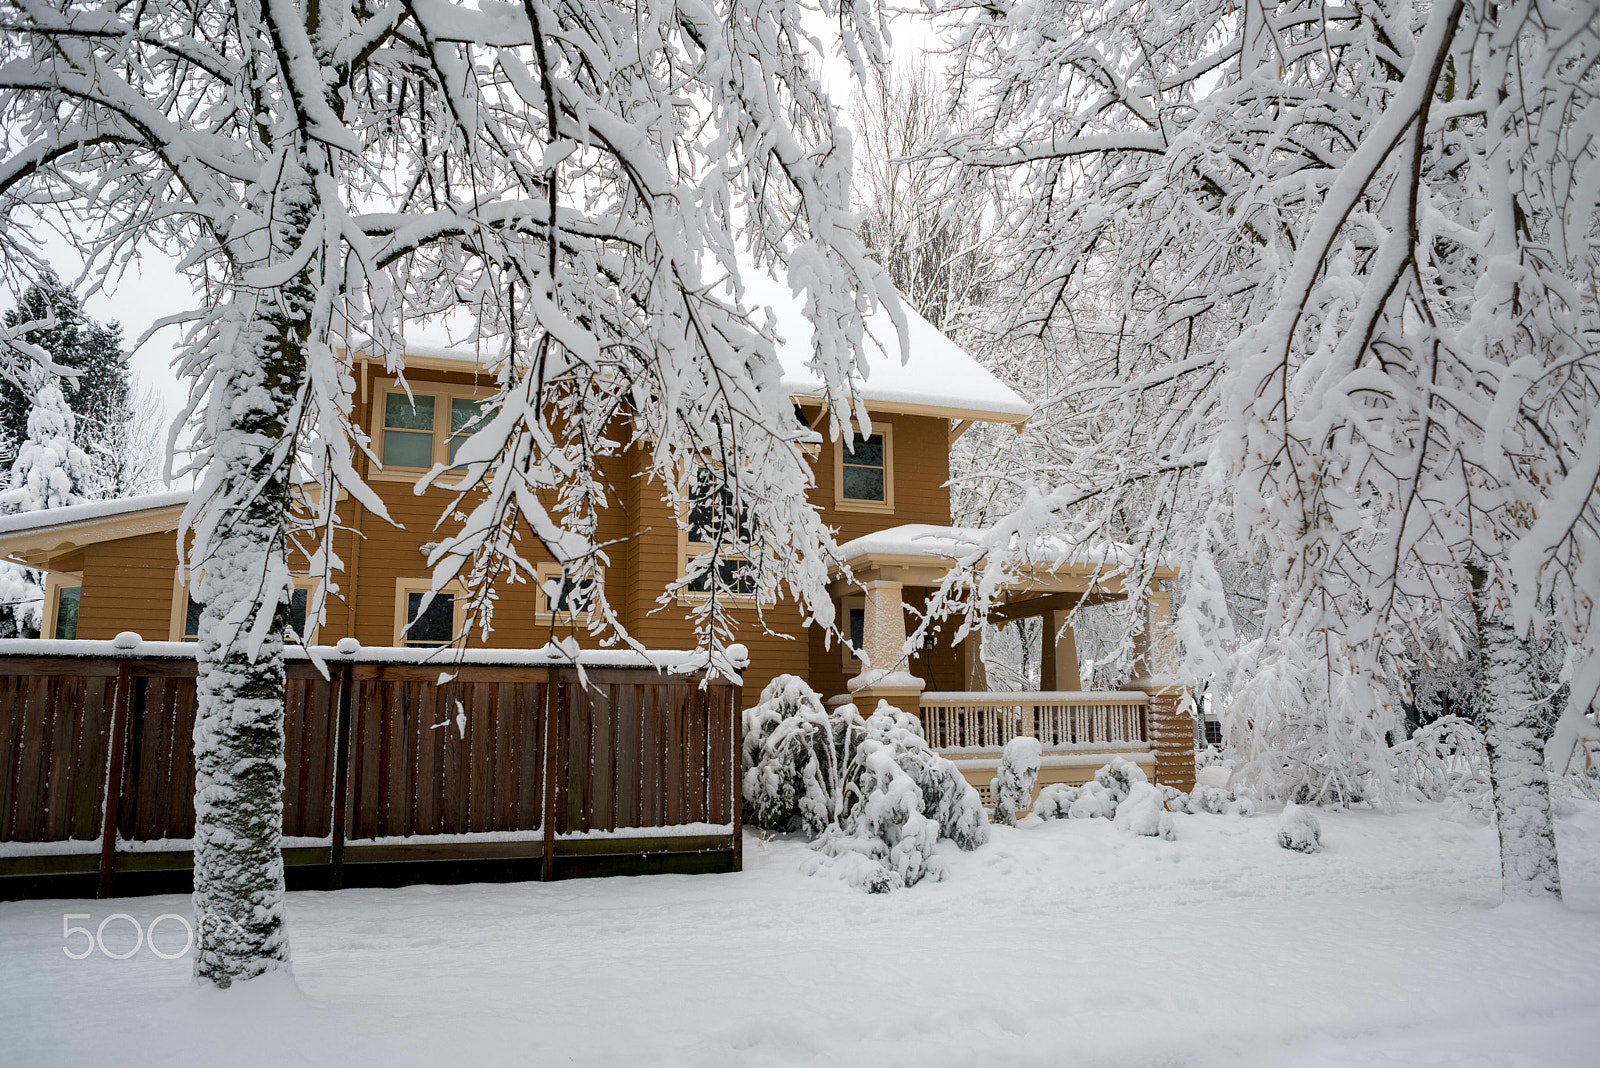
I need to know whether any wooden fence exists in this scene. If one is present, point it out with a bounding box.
[0,646,741,899]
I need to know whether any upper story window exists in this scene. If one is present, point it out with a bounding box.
[835,423,894,513]
[379,388,493,473]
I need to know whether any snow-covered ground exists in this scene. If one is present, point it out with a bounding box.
[4,801,1599,1066]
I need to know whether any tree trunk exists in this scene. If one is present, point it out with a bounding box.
[1471,568,1562,900]
[191,168,315,985]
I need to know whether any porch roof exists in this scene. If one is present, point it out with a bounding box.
[829,524,1177,604]
[0,490,188,568]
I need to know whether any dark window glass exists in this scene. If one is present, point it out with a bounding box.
[404,590,455,646]
[686,468,753,544]
[185,593,204,642]
[544,572,591,615]
[1204,720,1223,746]
[54,586,80,640]
[687,557,756,595]
[287,587,309,639]
[848,607,864,661]
[841,433,886,502]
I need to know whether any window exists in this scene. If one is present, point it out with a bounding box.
[171,570,318,643]
[681,467,756,597]
[382,392,436,468]
[183,592,203,642]
[536,563,593,619]
[42,574,82,641]
[375,384,495,478]
[1204,720,1223,747]
[834,423,894,513]
[403,590,455,646]
[448,397,492,463]
[393,579,467,647]
[848,606,864,662]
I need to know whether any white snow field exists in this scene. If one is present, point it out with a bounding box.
[3,801,1598,1067]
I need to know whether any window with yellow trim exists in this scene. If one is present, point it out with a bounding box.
[172,570,317,643]
[393,578,468,647]
[376,385,494,476]
[834,422,894,512]
[42,573,82,641]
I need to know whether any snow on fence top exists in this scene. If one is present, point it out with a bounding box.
[0,636,746,673]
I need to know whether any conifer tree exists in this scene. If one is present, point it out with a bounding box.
[1,273,131,489]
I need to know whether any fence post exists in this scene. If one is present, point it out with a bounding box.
[541,670,558,882]
[329,654,356,890]
[730,683,743,873]
[97,634,140,898]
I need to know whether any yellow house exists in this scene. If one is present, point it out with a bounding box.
[0,292,1193,795]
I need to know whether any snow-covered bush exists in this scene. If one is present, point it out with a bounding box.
[1115,782,1177,840]
[1156,784,1190,813]
[1094,756,1147,805]
[1276,804,1322,854]
[1033,782,1077,820]
[990,736,1043,826]
[743,676,989,890]
[1221,631,1401,806]
[741,675,852,836]
[1034,760,1178,833]
[1188,784,1257,817]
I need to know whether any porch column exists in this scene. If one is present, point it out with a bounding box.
[962,630,988,692]
[1130,589,1174,679]
[848,578,924,713]
[1039,609,1080,692]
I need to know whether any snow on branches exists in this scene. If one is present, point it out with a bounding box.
[934,0,1600,895]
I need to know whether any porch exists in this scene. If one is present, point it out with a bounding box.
[829,526,1195,795]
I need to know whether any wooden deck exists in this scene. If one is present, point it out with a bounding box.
[0,643,741,899]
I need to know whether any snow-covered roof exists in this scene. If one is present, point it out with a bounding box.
[379,269,1032,423]
[733,271,1032,422]
[836,524,1138,571]
[0,488,188,538]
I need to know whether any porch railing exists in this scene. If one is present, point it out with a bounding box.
[918,691,1150,752]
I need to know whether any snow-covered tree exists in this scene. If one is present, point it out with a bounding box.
[1,379,92,513]
[931,0,1600,897]
[851,62,996,334]
[3,0,898,982]
[0,377,93,636]
[1,272,134,491]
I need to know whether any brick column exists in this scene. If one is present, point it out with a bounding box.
[1132,677,1195,792]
